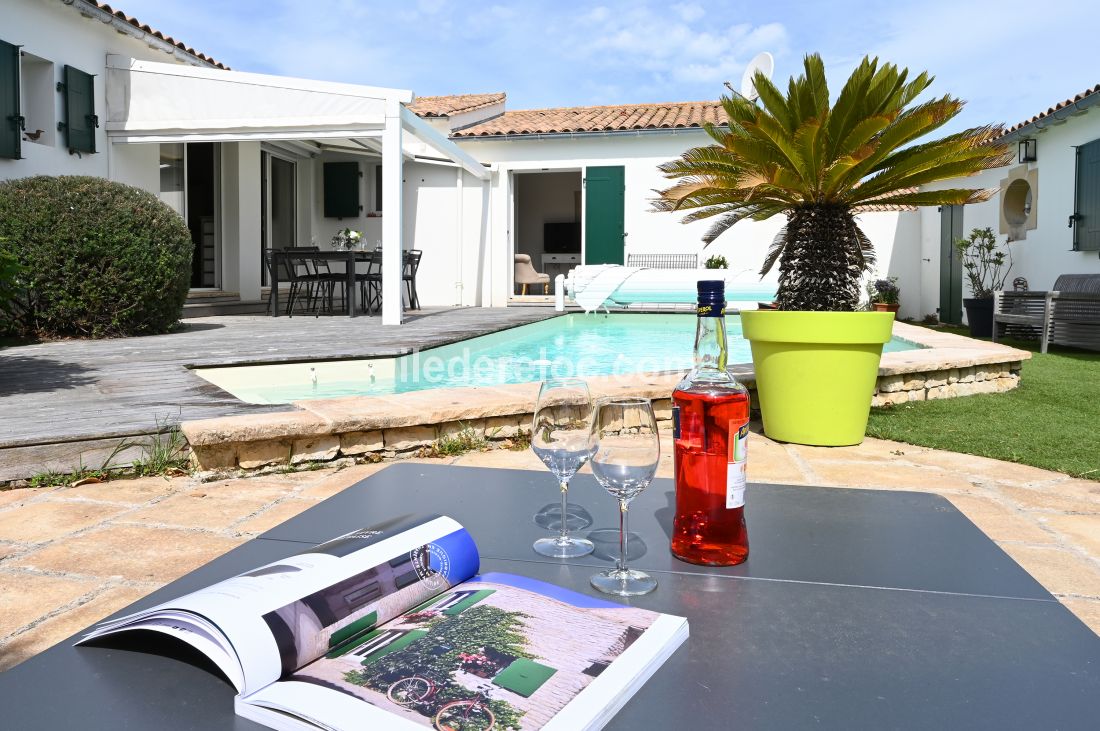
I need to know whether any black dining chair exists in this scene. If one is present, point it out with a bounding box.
[403,249,422,310]
[358,248,383,314]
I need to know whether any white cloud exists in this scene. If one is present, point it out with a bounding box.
[674,3,705,22]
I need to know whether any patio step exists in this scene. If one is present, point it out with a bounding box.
[182,299,269,318]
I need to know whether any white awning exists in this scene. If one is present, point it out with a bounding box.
[104,56,488,180]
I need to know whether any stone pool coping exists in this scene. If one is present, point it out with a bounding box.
[181,322,1031,471]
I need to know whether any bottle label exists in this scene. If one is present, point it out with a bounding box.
[671,405,680,440]
[696,303,726,317]
[726,421,749,508]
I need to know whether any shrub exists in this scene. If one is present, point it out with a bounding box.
[703,254,728,269]
[0,176,192,338]
[0,245,23,320]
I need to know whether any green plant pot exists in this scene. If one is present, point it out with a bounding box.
[740,310,896,446]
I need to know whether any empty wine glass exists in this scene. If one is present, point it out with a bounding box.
[531,378,596,558]
[589,398,660,596]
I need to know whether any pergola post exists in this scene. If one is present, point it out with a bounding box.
[381,99,404,325]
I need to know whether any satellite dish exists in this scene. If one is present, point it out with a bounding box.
[740,52,774,102]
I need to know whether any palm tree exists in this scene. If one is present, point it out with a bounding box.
[654,54,1011,311]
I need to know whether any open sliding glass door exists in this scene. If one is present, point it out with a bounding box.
[261,150,297,286]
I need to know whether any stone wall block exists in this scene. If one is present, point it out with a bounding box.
[291,435,340,464]
[484,416,523,439]
[651,398,673,420]
[189,444,238,471]
[438,420,488,442]
[339,430,384,456]
[878,375,905,393]
[384,425,437,451]
[238,439,290,469]
[924,373,948,388]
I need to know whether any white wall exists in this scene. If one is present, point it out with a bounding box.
[0,0,207,185]
[919,109,1100,321]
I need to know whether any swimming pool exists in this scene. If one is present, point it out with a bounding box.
[194,313,923,404]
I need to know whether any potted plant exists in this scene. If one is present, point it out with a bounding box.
[956,227,1012,338]
[656,54,1010,445]
[704,254,729,269]
[867,277,900,313]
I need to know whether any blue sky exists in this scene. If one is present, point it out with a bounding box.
[118,0,1095,134]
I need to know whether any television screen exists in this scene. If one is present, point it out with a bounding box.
[544,222,581,253]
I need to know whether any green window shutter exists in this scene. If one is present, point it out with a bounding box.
[1074,139,1100,251]
[492,658,557,697]
[327,610,379,654]
[0,39,21,160]
[324,161,360,217]
[441,589,495,616]
[358,629,428,665]
[61,65,96,154]
[584,165,626,264]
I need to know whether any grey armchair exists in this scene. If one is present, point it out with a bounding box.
[514,254,550,295]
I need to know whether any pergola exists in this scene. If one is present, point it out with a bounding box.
[104,56,489,325]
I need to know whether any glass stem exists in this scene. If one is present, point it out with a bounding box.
[558,480,570,543]
[618,499,628,574]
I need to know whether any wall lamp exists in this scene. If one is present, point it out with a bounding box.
[1018,138,1037,163]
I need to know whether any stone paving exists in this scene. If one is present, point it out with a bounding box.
[1,433,1098,672]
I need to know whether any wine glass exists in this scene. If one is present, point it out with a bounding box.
[589,398,660,596]
[530,378,596,558]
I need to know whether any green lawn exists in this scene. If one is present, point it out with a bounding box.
[866,325,1100,480]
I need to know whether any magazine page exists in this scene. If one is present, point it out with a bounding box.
[78,515,480,695]
[240,572,688,731]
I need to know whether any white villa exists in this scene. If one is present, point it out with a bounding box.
[3,0,1098,324]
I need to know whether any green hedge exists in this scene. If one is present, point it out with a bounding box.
[0,175,192,338]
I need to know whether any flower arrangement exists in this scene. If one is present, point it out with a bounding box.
[331,227,363,250]
[866,277,900,305]
[457,651,499,677]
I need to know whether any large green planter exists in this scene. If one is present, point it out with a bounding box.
[740,311,895,446]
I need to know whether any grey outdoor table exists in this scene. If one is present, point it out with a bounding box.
[1,463,1098,729]
[270,250,370,318]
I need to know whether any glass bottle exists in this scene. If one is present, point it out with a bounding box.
[670,280,751,565]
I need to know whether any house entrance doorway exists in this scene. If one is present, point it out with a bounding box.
[158,142,220,289]
[512,170,581,298]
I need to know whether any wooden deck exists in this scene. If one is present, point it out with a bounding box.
[0,307,557,481]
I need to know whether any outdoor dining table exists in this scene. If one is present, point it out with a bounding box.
[269,249,371,318]
[2,463,1098,729]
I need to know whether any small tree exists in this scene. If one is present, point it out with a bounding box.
[955,227,1012,299]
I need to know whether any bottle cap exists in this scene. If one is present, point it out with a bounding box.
[697,280,726,317]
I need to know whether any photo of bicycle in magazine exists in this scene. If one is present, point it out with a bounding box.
[77,515,688,731]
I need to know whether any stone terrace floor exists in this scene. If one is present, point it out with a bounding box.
[1,431,1098,672]
[0,307,555,481]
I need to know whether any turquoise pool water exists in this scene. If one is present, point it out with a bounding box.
[197,313,923,404]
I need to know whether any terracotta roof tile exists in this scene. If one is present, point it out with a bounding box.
[452,100,727,137]
[1001,82,1100,137]
[78,2,229,69]
[407,93,506,117]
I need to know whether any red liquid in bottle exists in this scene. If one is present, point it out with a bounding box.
[671,383,750,565]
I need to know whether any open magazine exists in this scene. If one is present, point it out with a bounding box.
[78,515,689,731]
